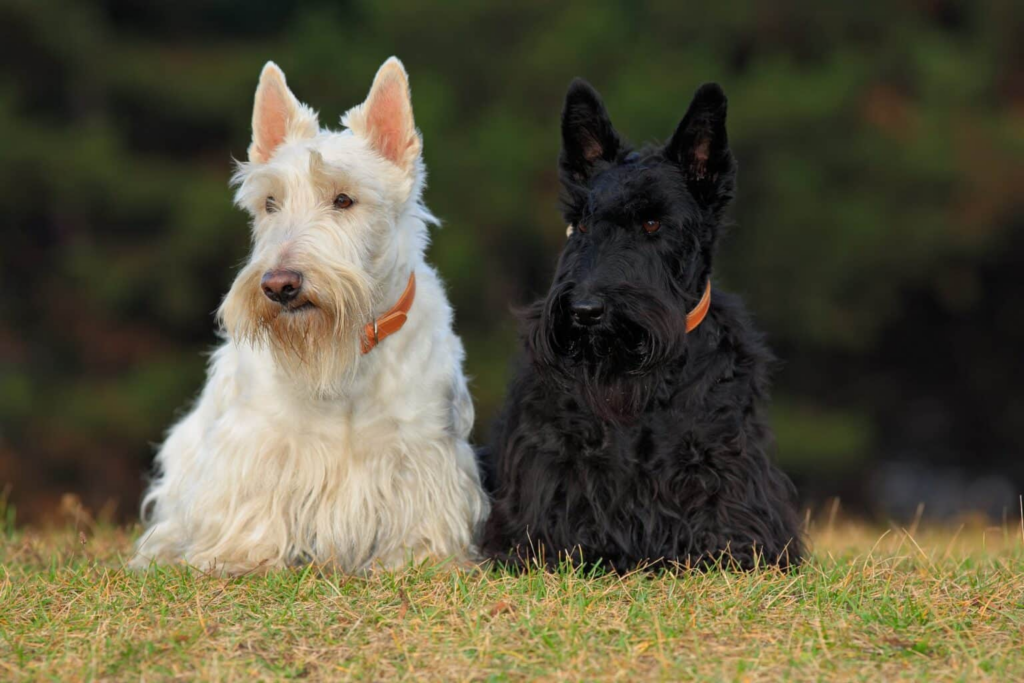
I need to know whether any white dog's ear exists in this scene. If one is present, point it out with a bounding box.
[344,57,421,172]
[248,62,319,164]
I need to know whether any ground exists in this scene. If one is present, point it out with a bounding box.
[1,510,1022,681]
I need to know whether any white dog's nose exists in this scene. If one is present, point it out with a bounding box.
[261,269,303,304]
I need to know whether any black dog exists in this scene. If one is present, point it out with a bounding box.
[481,80,803,572]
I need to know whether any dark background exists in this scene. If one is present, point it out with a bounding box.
[2,0,1022,525]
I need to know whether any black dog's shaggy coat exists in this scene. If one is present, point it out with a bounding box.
[481,80,803,572]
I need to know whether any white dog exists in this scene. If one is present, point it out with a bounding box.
[133,57,489,574]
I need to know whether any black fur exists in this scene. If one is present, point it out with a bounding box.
[481,80,803,572]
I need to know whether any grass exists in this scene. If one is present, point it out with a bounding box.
[1,513,1023,681]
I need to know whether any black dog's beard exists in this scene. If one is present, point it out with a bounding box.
[524,283,689,421]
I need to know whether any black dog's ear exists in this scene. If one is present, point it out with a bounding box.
[560,79,621,183]
[666,83,734,210]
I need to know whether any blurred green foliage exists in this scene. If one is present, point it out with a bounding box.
[1,0,1022,522]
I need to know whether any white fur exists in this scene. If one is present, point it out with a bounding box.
[133,58,489,574]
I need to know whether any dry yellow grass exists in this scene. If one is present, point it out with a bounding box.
[1,516,1022,681]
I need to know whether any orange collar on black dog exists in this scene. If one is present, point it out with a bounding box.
[686,280,712,333]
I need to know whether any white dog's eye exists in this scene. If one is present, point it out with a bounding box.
[265,196,278,213]
[333,193,354,210]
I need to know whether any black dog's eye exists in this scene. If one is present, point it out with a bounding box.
[577,222,587,233]
[265,196,278,213]
[643,219,661,234]
[333,193,354,210]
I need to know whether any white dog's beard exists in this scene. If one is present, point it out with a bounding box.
[220,266,372,396]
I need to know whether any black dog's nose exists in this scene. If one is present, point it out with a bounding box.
[261,269,303,304]
[571,298,605,326]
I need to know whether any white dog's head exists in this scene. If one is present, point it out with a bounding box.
[222,57,430,395]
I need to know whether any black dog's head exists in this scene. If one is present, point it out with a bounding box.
[525,80,736,420]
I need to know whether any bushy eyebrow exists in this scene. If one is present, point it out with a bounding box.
[231,163,281,209]
[586,184,665,221]
[232,151,366,209]
[308,150,356,197]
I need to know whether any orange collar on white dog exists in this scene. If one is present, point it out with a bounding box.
[361,272,416,354]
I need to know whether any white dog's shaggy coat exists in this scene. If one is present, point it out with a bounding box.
[133,58,489,574]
